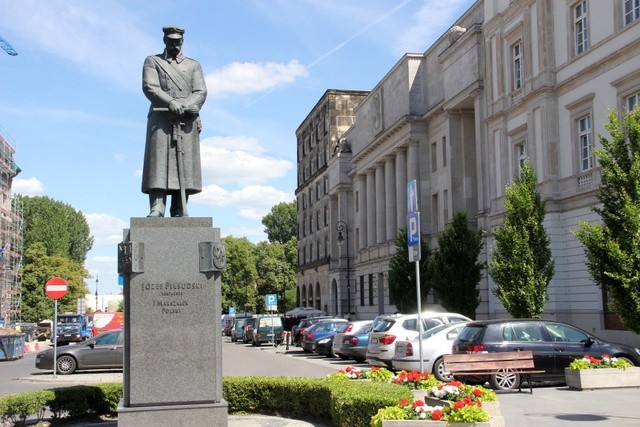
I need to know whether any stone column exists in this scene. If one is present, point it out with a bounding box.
[366,169,376,247]
[395,148,407,229]
[355,174,366,251]
[375,162,386,244]
[385,156,397,242]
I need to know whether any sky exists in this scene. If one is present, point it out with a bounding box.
[0,0,476,296]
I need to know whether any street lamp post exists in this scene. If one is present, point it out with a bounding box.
[95,275,99,312]
[336,220,351,317]
[276,265,285,312]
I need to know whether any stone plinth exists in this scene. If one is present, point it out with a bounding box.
[117,217,227,426]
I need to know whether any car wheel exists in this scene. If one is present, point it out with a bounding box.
[354,356,366,364]
[56,355,77,375]
[433,357,454,382]
[338,354,349,360]
[489,369,520,390]
[616,356,636,366]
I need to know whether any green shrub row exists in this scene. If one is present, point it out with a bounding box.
[0,377,411,427]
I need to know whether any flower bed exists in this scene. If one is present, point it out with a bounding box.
[565,354,640,390]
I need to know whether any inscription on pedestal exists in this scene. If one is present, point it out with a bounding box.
[141,282,204,315]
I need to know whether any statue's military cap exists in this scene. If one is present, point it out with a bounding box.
[162,26,185,39]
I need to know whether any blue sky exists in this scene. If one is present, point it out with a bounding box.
[0,0,475,295]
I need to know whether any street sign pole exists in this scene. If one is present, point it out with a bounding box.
[407,180,425,373]
[45,277,68,378]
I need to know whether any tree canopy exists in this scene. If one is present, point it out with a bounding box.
[487,160,554,318]
[576,108,640,333]
[388,228,431,313]
[20,195,94,263]
[429,212,483,319]
[261,200,297,244]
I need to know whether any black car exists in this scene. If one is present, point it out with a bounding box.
[35,329,124,375]
[452,319,640,389]
[291,316,333,346]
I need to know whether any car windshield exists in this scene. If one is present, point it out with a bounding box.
[259,317,282,327]
[456,325,484,342]
[58,316,80,324]
[372,319,396,332]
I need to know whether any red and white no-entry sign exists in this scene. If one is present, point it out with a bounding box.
[45,277,68,300]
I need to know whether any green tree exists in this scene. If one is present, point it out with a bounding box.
[221,236,258,314]
[20,195,94,263]
[388,228,431,313]
[429,212,483,319]
[575,108,640,333]
[487,160,554,318]
[253,240,296,312]
[261,200,297,244]
[20,242,90,322]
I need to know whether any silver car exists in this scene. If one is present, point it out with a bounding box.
[35,329,123,375]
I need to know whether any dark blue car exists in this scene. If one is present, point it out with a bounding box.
[301,319,348,353]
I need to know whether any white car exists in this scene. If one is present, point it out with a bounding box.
[366,312,471,368]
[392,322,469,381]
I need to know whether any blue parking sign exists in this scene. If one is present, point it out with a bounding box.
[266,294,278,311]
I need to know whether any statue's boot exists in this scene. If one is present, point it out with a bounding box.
[148,192,166,217]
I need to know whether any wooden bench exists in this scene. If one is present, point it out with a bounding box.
[443,351,545,393]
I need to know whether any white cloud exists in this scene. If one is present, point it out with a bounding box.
[200,136,292,186]
[12,177,44,195]
[85,213,128,246]
[205,60,308,96]
[197,184,291,220]
[0,1,155,90]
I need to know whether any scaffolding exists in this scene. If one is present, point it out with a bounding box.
[0,133,22,326]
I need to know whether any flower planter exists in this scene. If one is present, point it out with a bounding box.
[565,367,640,390]
[410,391,501,418]
[382,421,493,426]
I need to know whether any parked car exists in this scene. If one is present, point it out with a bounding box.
[252,315,283,346]
[230,317,246,342]
[292,316,333,346]
[392,322,469,381]
[242,317,256,344]
[301,319,348,353]
[333,320,373,363]
[452,319,640,390]
[366,311,471,368]
[35,329,123,375]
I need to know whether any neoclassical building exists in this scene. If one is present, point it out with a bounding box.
[295,0,640,346]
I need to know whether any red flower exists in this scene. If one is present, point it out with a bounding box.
[412,400,425,408]
[372,366,381,371]
[454,401,465,409]
[399,398,409,407]
[472,388,483,397]
[432,410,443,421]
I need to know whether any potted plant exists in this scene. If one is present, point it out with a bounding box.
[565,354,640,390]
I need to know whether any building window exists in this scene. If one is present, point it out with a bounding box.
[516,142,527,178]
[512,41,523,90]
[443,189,449,225]
[574,1,589,55]
[578,115,594,172]
[625,0,640,25]
[316,211,320,231]
[442,136,447,167]
[628,92,640,111]
[359,276,365,306]
[368,274,374,306]
[431,142,437,172]
[431,193,439,233]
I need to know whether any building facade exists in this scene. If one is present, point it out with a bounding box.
[0,134,22,326]
[295,0,640,346]
[295,90,368,316]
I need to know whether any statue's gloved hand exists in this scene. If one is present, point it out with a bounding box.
[168,99,184,116]
[184,105,200,115]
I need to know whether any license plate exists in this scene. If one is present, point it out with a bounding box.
[371,338,378,344]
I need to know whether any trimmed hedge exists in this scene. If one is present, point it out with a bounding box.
[0,376,411,427]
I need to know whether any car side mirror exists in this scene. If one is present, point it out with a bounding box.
[583,336,595,347]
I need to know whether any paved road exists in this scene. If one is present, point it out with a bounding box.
[3,338,640,426]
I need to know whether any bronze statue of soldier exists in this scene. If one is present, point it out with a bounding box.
[142,26,207,217]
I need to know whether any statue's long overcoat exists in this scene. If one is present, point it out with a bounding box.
[141,52,207,194]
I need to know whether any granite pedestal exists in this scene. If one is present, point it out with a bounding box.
[117,217,227,427]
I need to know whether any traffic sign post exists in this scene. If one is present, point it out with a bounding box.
[45,277,68,378]
[265,294,278,347]
[406,180,425,373]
